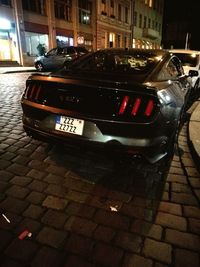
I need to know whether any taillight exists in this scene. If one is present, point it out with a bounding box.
[118,95,155,119]
[119,95,129,115]
[145,99,154,117]
[131,97,141,116]
[26,84,41,101]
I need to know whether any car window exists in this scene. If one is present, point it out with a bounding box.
[67,47,76,54]
[76,51,158,74]
[57,47,65,55]
[75,47,88,54]
[174,53,199,67]
[157,57,182,81]
[171,56,184,76]
[47,48,57,56]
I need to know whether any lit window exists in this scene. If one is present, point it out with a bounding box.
[78,0,92,25]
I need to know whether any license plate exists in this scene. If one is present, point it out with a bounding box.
[55,116,84,135]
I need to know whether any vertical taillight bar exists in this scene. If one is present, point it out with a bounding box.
[145,99,154,116]
[131,97,141,116]
[119,95,129,115]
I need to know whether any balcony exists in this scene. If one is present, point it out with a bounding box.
[143,28,159,40]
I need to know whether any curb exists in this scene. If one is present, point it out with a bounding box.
[0,68,36,74]
[0,70,35,74]
[188,100,200,173]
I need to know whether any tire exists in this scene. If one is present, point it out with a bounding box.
[194,79,200,98]
[166,111,184,160]
[35,62,44,72]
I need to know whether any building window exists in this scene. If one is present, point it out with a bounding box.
[56,36,73,47]
[79,0,92,25]
[22,0,46,15]
[133,11,137,27]
[0,0,11,6]
[159,23,161,34]
[118,4,121,21]
[109,32,115,48]
[155,21,158,31]
[54,0,72,21]
[110,0,114,17]
[152,20,154,29]
[116,34,121,47]
[125,7,128,24]
[144,16,147,28]
[25,31,48,56]
[101,0,106,15]
[148,18,151,28]
[124,36,127,48]
[139,14,142,28]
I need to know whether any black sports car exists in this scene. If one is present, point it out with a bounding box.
[21,48,193,163]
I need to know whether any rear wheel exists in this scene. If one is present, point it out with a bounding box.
[194,79,200,97]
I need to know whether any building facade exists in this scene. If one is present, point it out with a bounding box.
[132,0,164,49]
[0,0,163,66]
[96,0,132,49]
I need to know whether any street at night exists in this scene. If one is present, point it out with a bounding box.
[0,72,200,266]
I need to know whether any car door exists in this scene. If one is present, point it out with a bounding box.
[42,48,58,69]
[52,47,67,68]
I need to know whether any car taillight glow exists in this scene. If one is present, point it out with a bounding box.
[145,99,154,116]
[26,84,41,101]
[131,97,141,116]
[118,95,155,119]
[119,95,129,115]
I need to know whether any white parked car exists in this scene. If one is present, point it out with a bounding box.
[169,49,200,94]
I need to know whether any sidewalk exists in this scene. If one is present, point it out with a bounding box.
[188,99,200,170]
[0,66,35,74]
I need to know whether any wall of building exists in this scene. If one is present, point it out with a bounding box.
[132,0,163,49]
[0,0,164,66]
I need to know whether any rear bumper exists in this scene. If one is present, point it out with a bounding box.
[22,113,171,163]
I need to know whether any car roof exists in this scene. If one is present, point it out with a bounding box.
[97,48,168,55]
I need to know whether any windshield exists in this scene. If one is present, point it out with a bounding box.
[61,50,161,75]
[174,53,199,67]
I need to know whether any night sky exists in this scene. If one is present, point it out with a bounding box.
[162,0,199,50]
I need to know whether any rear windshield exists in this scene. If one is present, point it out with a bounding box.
[65,51,161,75]
[174,53,199,67]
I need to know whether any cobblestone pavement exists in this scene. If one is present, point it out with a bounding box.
[0,73,200,267]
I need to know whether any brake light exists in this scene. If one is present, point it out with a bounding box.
[119,95,129,115]
[26,84,41,101]
[145,99,154,116]
[131,97,141,116]
[118,95,155,119]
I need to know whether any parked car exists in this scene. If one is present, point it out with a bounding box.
[169,49,200,95]
[34,46,89,71]
[21,48,194,163]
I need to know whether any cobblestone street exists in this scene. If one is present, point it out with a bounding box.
[0,73,200,267]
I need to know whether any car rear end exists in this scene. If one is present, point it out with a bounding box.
[21,49,182,163]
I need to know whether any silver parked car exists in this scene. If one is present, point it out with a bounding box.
[34,46,89,71]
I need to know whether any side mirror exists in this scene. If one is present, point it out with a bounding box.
[188,70,198,77]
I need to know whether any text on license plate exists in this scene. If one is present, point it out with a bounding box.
[55,116,84,135]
